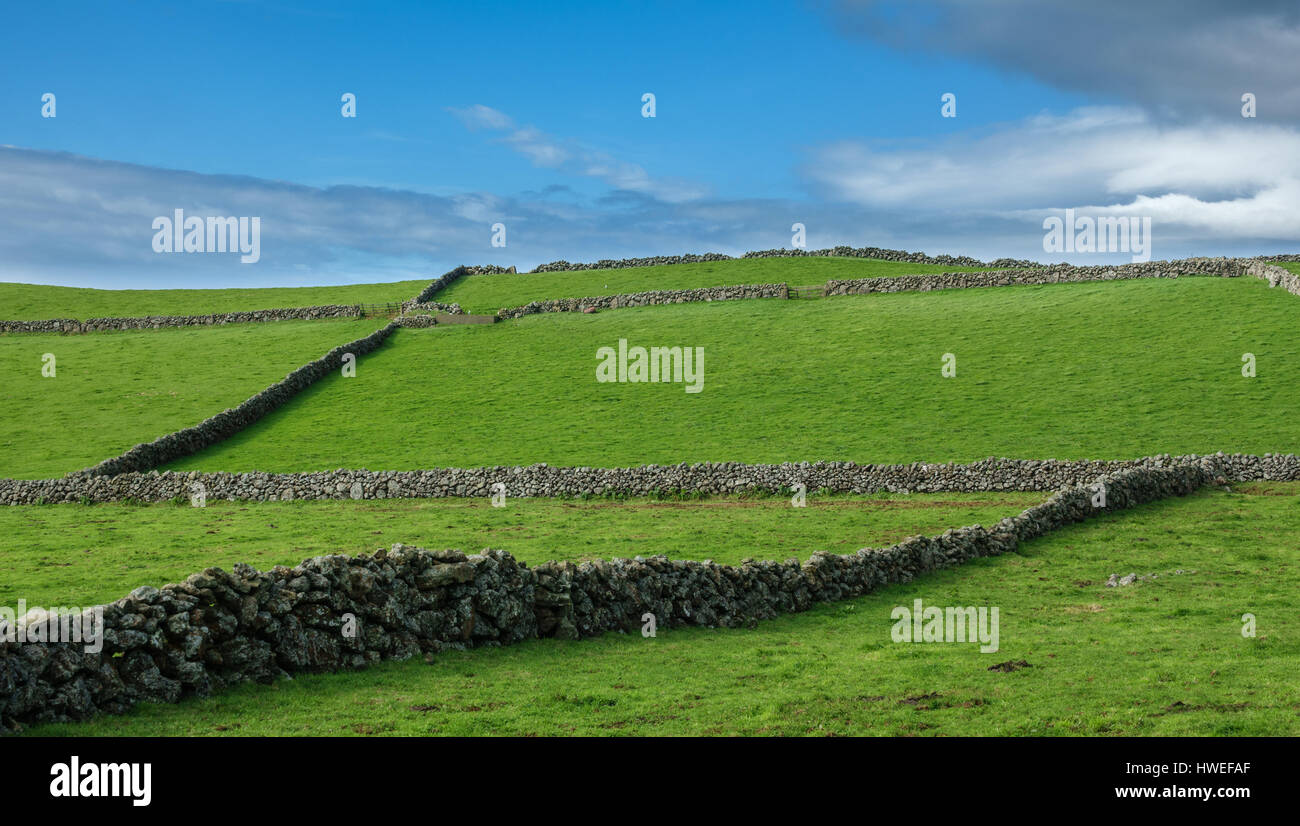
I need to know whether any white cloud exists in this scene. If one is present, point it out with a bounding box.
[806,106,1300,242]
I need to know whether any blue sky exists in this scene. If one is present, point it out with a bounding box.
[3,0,1299,288]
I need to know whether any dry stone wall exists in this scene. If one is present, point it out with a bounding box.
[406,266,470,306]
[394,314,438,329]
[823,257,1276,296]
[7,256,1297,483]
[401,265,511,310]
[405,301,464,315]
[0,265,490,335]
[527,246,1037,273]
[531,253,733,273]
[1248,259,1300,296]
[468,256,1296,322]
[0,305,364,335]
[0,460,1221,732]
[536,459,1219,638]
[741,246,1040,269]
[6,255,1292,336]
[496,283,789,319]
[74,321,398,477]
[0,546,536,732]
[4,453,1292,505]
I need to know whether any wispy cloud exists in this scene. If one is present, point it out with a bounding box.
[447,104,708,203]
[448,104,515,131]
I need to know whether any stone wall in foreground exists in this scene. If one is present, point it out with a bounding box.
[0,305,364,335]
[3,453,1290,505]
[74,322,399,477]
[0,460,1222,732]
[496,283,789,319]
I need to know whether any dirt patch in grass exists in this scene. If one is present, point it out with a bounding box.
[988,659,1033,672]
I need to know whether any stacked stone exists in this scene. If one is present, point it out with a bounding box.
[0,318,82,334]
[6,255,1297,490]
[3,453,1289,506]
[406,266,469,306]
[1246,260,1300,297]
[394,315,438,328]
[0,546,534,731]
[0,460,1219,732]
[6,255,1292,337]
[530,253,732,273]
[73,322,398,477]
[541,458,1218,637]
[404,301,464,315]
[741,246,1040,268]
[823,258,1257,296]
[526,246,1036,273]
[497,283,788,319]
[0,305,364,335]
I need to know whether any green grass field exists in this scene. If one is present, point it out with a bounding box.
[4,260,1298,739]
[437,257,993,314]
[0,317,386,478]
[1277,262,1300,276]
[0,492,1039,607]
[22,483,1297,737]
[168,276,1300,473]
[0,279,428,321]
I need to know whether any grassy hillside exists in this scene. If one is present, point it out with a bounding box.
[438,257,993,314]
[170,276,1300,472]
[24,483,1298,736]
[0,492,1039,607]
[1277,262,1300,276]
[0,318,386,478]
[0,279,428,321]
